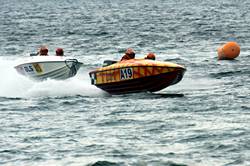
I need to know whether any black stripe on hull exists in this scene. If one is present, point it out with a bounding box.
[95,69,185,95]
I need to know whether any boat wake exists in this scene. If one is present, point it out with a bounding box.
[0,57,103,98]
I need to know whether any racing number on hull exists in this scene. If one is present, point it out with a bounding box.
[24,65,34,72]
[120,67,133,80]
[22,63,43,73]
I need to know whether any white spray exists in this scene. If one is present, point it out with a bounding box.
[0,57,103,98]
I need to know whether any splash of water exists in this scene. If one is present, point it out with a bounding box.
[0,57,103,98]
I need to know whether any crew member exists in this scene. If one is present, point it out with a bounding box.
[39,46,48,56]
[144,52,156,60]
[56,48,64,56]
[121,48,135,61]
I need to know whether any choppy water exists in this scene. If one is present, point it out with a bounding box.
[0,0,250,165]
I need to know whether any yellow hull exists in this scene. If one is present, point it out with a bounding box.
[89,59,186,94]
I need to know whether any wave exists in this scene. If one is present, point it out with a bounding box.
[87,161,120,166]
[86,160,188,166]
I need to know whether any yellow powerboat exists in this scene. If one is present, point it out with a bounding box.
[89,59,186,95]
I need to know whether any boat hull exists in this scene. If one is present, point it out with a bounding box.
[89,59,186,95]
[15,57,82,80]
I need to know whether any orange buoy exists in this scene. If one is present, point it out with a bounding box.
[217,41,240,60]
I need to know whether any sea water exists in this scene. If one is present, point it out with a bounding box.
[0,0,250,165]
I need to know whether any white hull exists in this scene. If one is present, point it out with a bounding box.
[14,56,82,80]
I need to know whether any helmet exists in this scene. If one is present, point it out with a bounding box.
[39,46,48,55]
[125,48,135,58]
[145,52,156,60]
[56,48,64,56]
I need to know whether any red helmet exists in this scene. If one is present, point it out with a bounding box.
[56,48,64,56]
[125,48,135,58]
[145,52,156,60]
[39,47,48,55]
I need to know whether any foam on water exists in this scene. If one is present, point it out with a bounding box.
[0,57,103,98]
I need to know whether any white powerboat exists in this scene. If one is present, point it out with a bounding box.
[14,55,82,80]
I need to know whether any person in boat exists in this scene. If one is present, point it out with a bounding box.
[56,48,64,56]
[144,52,156,60]
[38,46,48,56]
[121,48,135,61]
